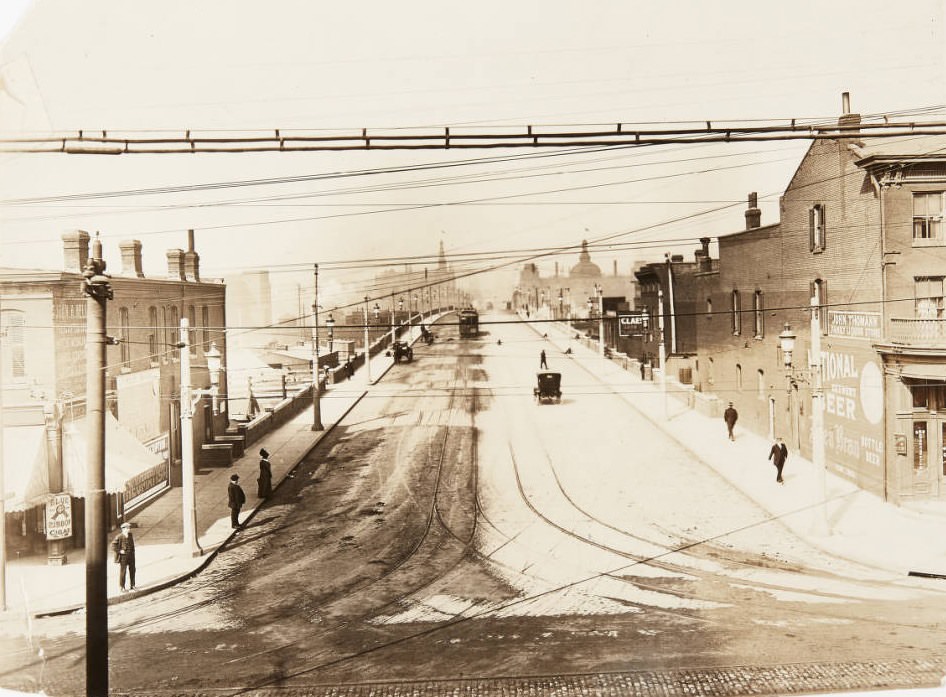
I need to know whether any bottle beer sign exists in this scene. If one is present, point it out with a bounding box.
[45,493,73,540]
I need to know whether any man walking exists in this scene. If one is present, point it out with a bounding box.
[111,522,136,592]
[769,437,788,484]
[228,473,247,529]
[723,402,738,441]
[539,349,548,369]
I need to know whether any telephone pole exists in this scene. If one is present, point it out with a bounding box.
[311,264,324,431]
[83,235,112,697]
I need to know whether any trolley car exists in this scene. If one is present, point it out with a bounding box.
[457,308,479,338]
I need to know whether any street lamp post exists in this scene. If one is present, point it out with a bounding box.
[310,264,324,431]
[778,298,828,534]
[596,284,605,357]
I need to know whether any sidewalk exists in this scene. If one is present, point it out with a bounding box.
[529,313,946,580]
[0,319,429,620]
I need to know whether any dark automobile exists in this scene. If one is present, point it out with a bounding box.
[533,371,562,404]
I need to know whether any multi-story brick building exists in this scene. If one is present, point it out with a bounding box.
[682,96,946,503]
[1,230,228,557]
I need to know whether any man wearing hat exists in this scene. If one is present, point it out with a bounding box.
[228,473,246,529]
[723,401,738,442]
[111,521,136,592]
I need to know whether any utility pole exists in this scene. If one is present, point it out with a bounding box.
[658,288,668,417]
[363,296,372,384]
[597,284,605,357]
[82,235,112,697]
[311,264,323,431]
[178,318,203,558]
[810,296,828,533]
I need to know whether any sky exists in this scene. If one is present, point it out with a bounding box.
[0,0,944,314]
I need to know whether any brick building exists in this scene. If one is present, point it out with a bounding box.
[1,229,228,558]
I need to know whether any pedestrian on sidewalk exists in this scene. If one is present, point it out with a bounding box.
[228,474,247,529]
[724,402,738,441]
[346,360,353,380]
[111,522,136,592]
[540,349,548,369]
[257,448,273,498]
[768,437,788,483]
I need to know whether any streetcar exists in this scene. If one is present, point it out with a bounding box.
[457,308,479,338]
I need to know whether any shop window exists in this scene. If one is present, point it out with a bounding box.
[731,290,741,335]
[913,191,944,242]
[914,421,928,471]
[809,203,826,252]
[915,276,945,319]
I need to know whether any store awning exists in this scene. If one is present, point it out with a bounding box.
[896,364,946,381]
[63,412,164,496]
[1,424,49,512]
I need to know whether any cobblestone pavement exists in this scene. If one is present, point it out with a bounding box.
[109,658,945,697]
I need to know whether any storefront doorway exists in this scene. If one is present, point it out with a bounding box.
[906,380,946,497]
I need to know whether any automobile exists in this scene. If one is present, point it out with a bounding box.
[533,371,562,404]
[389,340,413,363]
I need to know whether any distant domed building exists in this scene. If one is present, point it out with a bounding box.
[569,240,602,279]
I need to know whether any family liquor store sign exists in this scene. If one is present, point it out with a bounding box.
[828,311,881,341]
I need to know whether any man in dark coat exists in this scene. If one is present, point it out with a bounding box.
[228,473,246,529]
[723,402,738,441]
[257,448,273,498]
[769,437,788,484]
[111,522,136,592]
[539,350,548,369]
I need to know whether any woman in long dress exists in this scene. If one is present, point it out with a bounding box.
[257,448,273,498]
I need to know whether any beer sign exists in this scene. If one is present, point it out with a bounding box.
[618,312,649,337]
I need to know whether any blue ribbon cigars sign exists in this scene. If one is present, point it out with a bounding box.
[45,493,73,540]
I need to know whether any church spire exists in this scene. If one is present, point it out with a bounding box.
[437,240,447,270]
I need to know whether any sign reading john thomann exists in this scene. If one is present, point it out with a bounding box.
[819,338,885,495]
[828,311,881,341]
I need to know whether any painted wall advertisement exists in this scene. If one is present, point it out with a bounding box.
[819,339,884,484]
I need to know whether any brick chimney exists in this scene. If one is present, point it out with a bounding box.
[62,230,91,272]
[167,249,185,280]
[119,240,145,278]
[838,91,861,130]
[745,192,761,230]
[183,229,200,282]
[699,237,712,271]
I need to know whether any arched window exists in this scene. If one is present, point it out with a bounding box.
[758,369,765,399]
[706,297,713,321]
[736,363,743,391]
[811,279,828,334]
[187,305,197,354]
[169,306,180,359]
[707,356,715,385]
[201,306,211,349]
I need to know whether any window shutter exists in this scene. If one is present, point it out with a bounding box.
[809,207,815,251]
[820,205,827,251]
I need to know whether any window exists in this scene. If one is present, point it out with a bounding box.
[913,192,944,242]
[1,310,26,380]
[148,306,158,363]
[119,307,130,367]
[914,421,928,471]
[706,298,713,321]
[809,203,826,252]
[811,279,828,334]
[757,369,765,399]
[731,290,741,335]
[753,291,764,338]
[187,305,197,354]
[735,364,743,391]
[915,276,945,319]
[161,307,168,362]
[707,357,715,385]
[169,306,180,359]
[201,306,211,349]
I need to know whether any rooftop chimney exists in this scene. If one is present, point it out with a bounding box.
[745,192,761,229]
[183,229,200,282]
[119,239,145,278]
[62,230,91,272]
[167,248,185,280]
[699,237,713,271]
[838,91,861,130]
